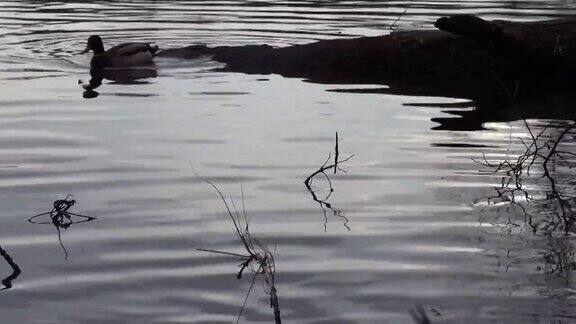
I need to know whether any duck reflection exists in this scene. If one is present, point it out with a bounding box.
[80,67,157,99]
[0,245,21,290]
[29,196,96,260]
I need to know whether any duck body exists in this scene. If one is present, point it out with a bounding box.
[82,35,158,70]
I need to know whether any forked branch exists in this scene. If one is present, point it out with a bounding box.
[304,132,354,231]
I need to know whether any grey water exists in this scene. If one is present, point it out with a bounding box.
[1,1,576,323]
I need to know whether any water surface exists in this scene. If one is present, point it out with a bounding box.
[0,1,575,323]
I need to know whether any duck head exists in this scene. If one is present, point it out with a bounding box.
[80,35,105,54]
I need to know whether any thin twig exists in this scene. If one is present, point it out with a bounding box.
[334,132,339,175]
[389,5,410,31]
[477,121,576,235]
[237,265,261,324]
[196,248,249,259]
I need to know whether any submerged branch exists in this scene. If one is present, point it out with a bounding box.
[476,120,576,235]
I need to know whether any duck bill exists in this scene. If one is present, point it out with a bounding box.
[79,44,90,54]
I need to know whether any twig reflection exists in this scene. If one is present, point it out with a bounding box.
[0,245,21,290]
[198,182,281,324]
[476,120,576,293]
[542,237,576,286]
[476,120,576,235]
[304,132,354,231]
[29,196,96,260]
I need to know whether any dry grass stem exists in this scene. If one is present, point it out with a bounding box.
[198,180,281,324]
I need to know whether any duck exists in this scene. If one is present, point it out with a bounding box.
[80,35,158,70]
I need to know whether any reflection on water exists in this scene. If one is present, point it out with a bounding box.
[474,119,576,305]
[409,305,432,324]
[304,132,353,231]
[29,196,96,260]
[475,120,576,235]
[1,0,576,323]
[542,237,575,289]
[0,246,21,290]
[80,67,158,99]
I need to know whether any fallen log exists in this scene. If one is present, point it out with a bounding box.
[158,29,501,101]
[157,15,576,128]
[435,15,576,67]
[158,29,495,88]
[159,15,576,83]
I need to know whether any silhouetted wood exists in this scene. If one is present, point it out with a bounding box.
[159,15,576,85]
[158,15,576,127]
[435,15,576,71]
[159,29,492,88]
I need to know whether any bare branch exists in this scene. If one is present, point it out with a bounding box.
[304,132,354,231]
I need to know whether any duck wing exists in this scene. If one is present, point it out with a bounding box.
[107,42,159,57]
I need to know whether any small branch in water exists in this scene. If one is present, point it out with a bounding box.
[409,304,432,324]
[0,245,21,290]
[476,120,576,235]
[29,196,96,260]
[304,132,354,231]
[389,4,411,31]
[304,154,355,189]
[304,132,355,191]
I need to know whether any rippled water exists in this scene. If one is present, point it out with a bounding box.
[1,1,576,323]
